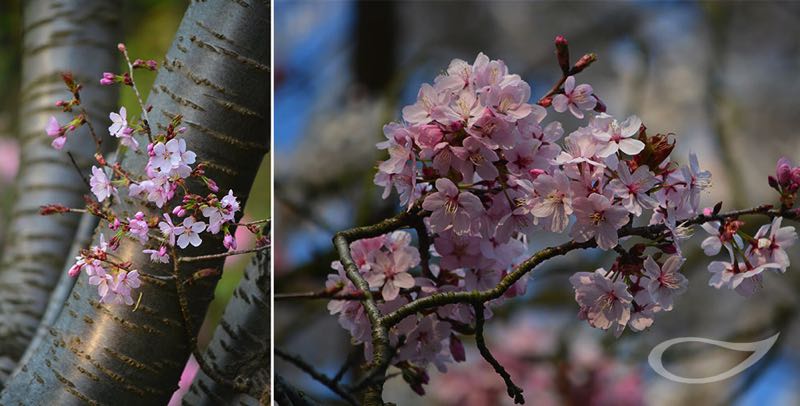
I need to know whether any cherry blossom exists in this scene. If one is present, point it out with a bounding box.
[143,246,169,263]
[108,106,128,137]
[422,178,484,235]
[530,171,573,232]
[570,193,629,250]
[552,76,596,119]
[89,166,115,202]
[175,217,207,249]
[127,212,149,244]
[748,216,797,271]
[642,255,687,309]
[607,164,658,216]
[45,116,66,149]
[365,249,418,301]
[592,114,644,158]
[570,270,632,334]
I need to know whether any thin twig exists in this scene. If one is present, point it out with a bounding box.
[275,348,359,406]
[178,245,268,263]
[66,152,90,187]
[473,302,524,404]
[274,290,365,301]
[120,46,153,142]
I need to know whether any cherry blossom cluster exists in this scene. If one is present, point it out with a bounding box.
[324,36,798,399]
[41,44,244,306]
[699,158,800,296]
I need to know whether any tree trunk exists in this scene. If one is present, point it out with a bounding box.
[0,0,119,383]
[182,241,270,405]
[0,0,269,404]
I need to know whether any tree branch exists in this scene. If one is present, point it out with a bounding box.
[275,348,358,406]
[473,302,524,404]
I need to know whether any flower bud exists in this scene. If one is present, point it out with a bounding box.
[39,204,70,215]
[117,43,127,52]
[570,53,597,75]
[223,234,237,251]
[554,35,570,74]
[776,157,793,185]
[449,334,465,362]
[68,262,82,277]
[593,96,607,113]
[206,178,219,193]
[528,168,545,180]
[768,175,780,191]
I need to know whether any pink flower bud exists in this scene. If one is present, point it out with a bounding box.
[702,207,713,216]
[223,234,237,251]
[776,157,793,185]
[134,211,145,221]
[172,206,183,216]
[68,262,82,277]
[571,53,597,74]
[206,179,219,192]
[117,43,126,52]
[554,35,570,74]
[449,334,465,362]
[528,168,545,180]
[110,218,121,230]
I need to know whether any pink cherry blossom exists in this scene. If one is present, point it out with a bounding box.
[570,270,632,332]
[112,270,141,305]
[607,164,658,216]
[530,171,573,232]
[434,233,481,270]
[642,255,687,309]
[554,128,604,168]
[748,216,797,271]
[402,83,449,125]
[175,217,206,249]
[570,193,629,250]
[108,106,128,137]
[143,246,169,263]
[422,178,484,236]
[45,116,66,149]
[223,234,237,251]
[552,76,596,119]
[127,212,149,243]
[89,166,115,202]
[592,114,644,157]
[365,249,418,301]
[158,214,179,246]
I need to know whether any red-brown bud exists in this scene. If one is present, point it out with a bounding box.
[554,35,570,74]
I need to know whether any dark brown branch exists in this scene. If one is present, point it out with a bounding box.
[275,348,358,406]
[332,208,421,405]
[473,302,524,404]
[274,289,365,301]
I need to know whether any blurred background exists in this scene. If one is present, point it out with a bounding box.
[0,1,271,402]
[274,1,800,405]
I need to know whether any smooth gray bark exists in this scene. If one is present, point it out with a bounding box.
[0,0,119,382]
[0,0,268,404]
[182,243,270,406]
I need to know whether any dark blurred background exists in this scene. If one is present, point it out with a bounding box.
[275,1,800,405]
[0,1,271,403]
